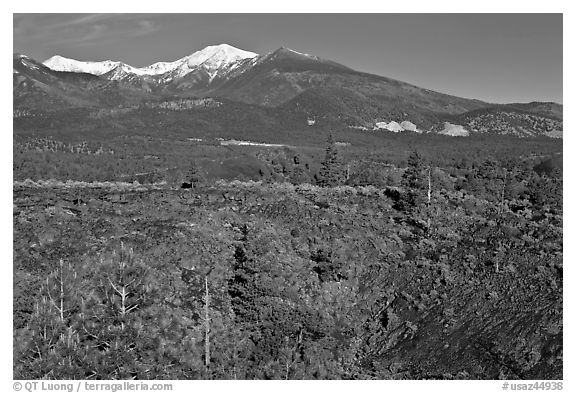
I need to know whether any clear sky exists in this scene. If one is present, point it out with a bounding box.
[13,13,563,104]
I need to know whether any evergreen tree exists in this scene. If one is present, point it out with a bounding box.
[14,259,86,379]
[316,135,345,187]
[289,165,310,185]
[527,172,560,209]
[182,161,202,188]
[401,150,428,210]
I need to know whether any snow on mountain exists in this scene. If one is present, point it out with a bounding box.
[43,44,258,82]
[139,61,178,75]
[157,44,258,81]
[183,44,257,70]
[102,64,144,80]
[43,55,123,76]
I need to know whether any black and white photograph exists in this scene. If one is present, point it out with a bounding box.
[10,9,565,388]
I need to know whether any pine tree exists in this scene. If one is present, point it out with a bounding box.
[83,243,150,379]
[14,259,86,379]
[182,161,202,188]
[401,150,427,209]
[316,135,345,187]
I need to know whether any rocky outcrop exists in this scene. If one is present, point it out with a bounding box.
[374,120,419,133]
[438,122,470,136]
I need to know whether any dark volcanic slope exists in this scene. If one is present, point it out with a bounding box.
[13,54,102,110]
[13,54,154,111]
[211,48,489,127]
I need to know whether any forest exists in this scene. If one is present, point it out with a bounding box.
[13,131,562,379]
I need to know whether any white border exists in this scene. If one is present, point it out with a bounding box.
[3,3,571,392]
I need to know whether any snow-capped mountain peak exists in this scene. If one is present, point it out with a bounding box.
[139,61,178,75]
[43,44,259,82]
[164,44,258,80]
[183,44,257,69]
[43,55,122,76]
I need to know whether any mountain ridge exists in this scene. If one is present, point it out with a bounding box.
[14,44,562,137]
[43,44,258,81]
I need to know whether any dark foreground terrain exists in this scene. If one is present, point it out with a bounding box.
[13,177,562,379]
[13,37,563,381]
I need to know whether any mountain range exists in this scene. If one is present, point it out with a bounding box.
[13,44,563,138]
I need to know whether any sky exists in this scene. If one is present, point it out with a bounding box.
[13,13,563,104]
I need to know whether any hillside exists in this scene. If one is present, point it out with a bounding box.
[433,106,563,138]
[14,54,156,111]
[211,48,488,128]
[504,102,563,121]
[13,46,491,133]
[14,45,562,138]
